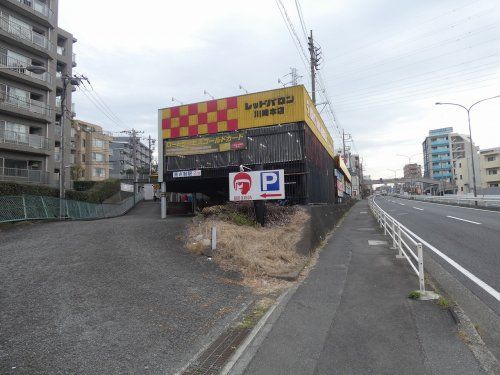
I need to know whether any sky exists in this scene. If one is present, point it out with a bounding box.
[58,0,500,179]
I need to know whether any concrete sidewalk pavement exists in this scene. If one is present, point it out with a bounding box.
[229,199,486,375]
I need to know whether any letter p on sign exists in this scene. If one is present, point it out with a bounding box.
[261,171,280,191]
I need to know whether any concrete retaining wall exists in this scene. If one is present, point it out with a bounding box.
[297,200,356,255]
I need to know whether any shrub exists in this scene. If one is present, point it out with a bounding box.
[72,181,97,191]
[0,182,59,197]
[66,179,120,203]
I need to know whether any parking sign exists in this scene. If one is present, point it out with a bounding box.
[229,169,285,201]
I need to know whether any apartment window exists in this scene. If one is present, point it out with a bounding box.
[93,139,104,148]
[460,175,462,180]
[487,156,496,162]
[82,139,86,147]
[92,152,104,162]
[487,169,498,175]
[458,163,461,168]
[93,167,105,177]
[82,154,85,162]
[461,187,463,192]
[490,183,499,187]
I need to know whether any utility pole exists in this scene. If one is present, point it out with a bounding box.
[146,135,156,180]
[342,130,352,165]
[59,74,88,219]
[291,67,299,86]
[308,30,321,104]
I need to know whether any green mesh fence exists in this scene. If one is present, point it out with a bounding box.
[0,194,143,223]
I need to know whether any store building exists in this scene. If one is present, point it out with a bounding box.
[158,85,336,205]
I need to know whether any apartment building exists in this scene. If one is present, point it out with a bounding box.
[403,163,422,179]
[71,119,112,181]
[479,147,500,189]
[422,127,479,193]
[0,0,76,186]
[109,136,151,180]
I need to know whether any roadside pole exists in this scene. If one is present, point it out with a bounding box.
[158,109,167,218]
[253,164,266,226]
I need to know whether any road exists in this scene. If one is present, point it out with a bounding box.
[0,202,252,374]
[374,196,500,355]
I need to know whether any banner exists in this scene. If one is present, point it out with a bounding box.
[165,132,247,156]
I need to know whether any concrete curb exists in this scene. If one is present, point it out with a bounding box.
[220,285,299,375]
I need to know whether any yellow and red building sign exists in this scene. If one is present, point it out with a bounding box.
[160,85,334,157]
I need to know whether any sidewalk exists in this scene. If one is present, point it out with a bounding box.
[230,200,485,375]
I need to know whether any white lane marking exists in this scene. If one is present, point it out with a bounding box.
[413,207,424,211]
[368,240,388,246]
[447,215,481,225]
[373,197,500,302]
[398,203,405,206]
[408,199,500,214]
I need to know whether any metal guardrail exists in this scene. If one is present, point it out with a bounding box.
[0,193,143,223]
[369,197,427,293]
[0,90,51,116]
[399,194,500,208]
[371,196,500,302]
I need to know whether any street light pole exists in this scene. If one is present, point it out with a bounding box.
[436,95,500,201]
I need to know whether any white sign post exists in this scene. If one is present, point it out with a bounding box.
[229,169,285,201]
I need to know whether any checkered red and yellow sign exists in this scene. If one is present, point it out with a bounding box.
[159,85,334,157]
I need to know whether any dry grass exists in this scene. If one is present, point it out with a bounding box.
[185,207,310,293]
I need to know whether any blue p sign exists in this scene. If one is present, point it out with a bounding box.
[261,171,280,191]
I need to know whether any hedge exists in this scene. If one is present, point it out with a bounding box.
[0,182,59,197]
[66,179,121,203]
[1,179,121,204]
[72,181,97,191]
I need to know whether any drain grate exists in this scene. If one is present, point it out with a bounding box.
[183,326,250,375]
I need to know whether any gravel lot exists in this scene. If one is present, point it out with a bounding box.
[0,201,252,374]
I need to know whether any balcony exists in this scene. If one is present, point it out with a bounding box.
[0,13,53,53]
[430,139,449,146]
[432,164,452,171]
[431,148,449,155]
[431,156,450,162]
[0,167,49,184]
[72,52,76,67]
[12,0,56,24]
[0,91,51,119]
[0,51,52,86]
[0,129,50,150]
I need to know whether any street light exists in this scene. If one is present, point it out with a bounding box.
[0,65,47,74]
[435,94,500,200]
[387,168,402,194]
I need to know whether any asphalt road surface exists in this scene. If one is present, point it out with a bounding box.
[0,202,252,374]
[374,196,500,356]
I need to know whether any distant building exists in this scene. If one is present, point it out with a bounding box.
[403,163,422,179]
[110,136,151,180]
[348,153,363,199]
[70,119,112,181]
[422,127,479,194]
[479,147,500,190]
[0,0,76,186]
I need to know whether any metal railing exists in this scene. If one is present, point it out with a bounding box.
[0,167,49,184]
[369,197,426,293]
[0,13,53,52]
[399,194,500,208]
[0,193,143,223]
[0,90,51,116]
[0,51,52,84]
[0,129,51,150]
[15,0,55,22]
